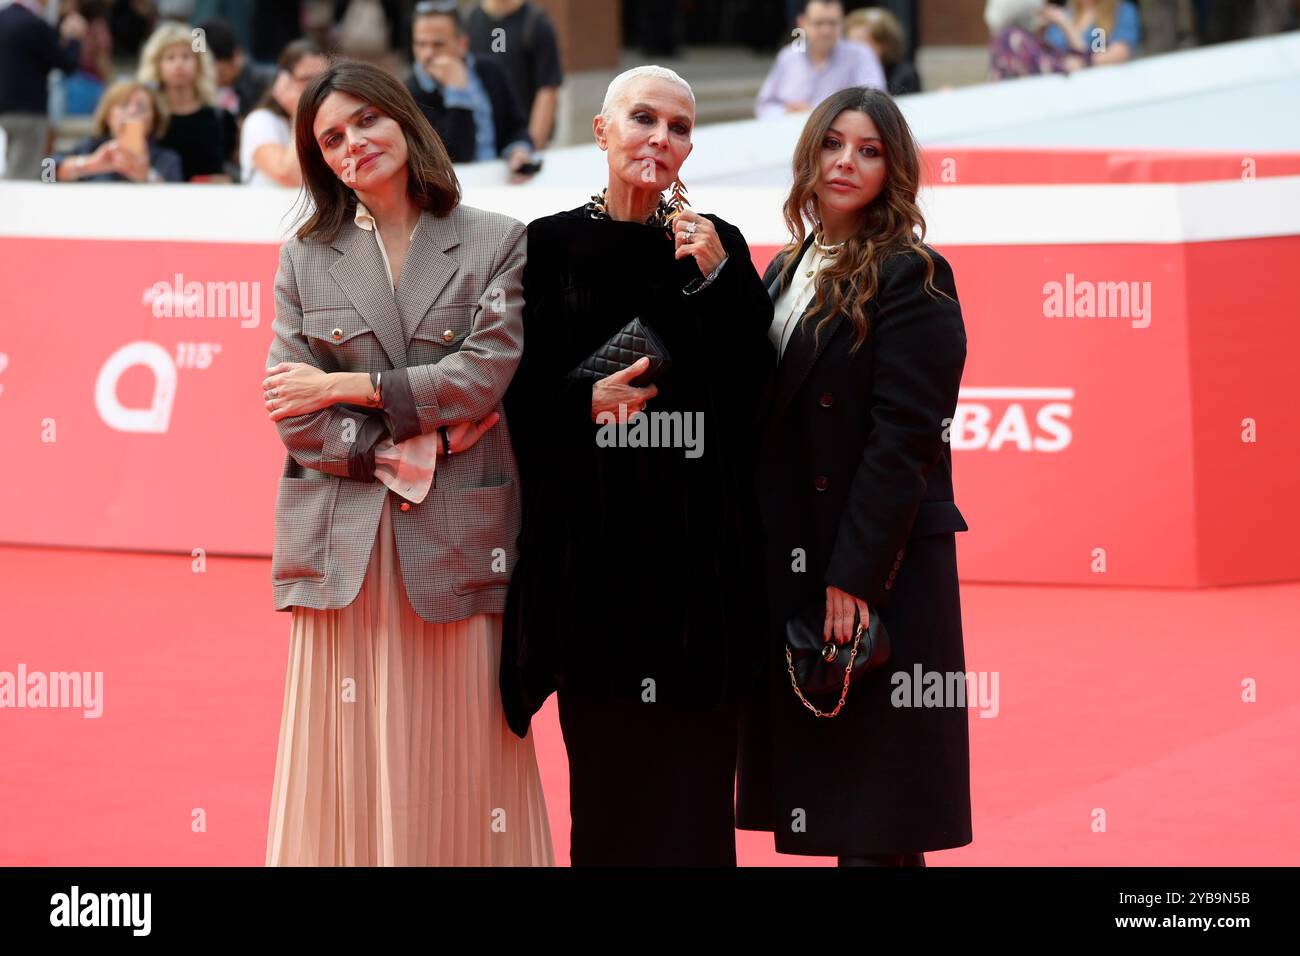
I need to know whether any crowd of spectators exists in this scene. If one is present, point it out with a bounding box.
[0,0,562,183]
[3,0,1296,181]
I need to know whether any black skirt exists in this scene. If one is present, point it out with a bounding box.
[558,690,738,866]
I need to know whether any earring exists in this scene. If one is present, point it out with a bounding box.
[668,175,688,211]
[665,175,689,231]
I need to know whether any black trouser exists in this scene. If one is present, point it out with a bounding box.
[558,690,738,866]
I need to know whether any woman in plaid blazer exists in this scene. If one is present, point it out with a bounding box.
[258,60,553,867]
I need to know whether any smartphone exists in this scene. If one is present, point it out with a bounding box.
[119,119,147,157]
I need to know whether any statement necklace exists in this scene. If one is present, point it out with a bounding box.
[586,186,684,234]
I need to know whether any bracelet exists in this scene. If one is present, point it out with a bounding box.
[438,425,452,456]
[682,254,729,296]
[368,370,382,406]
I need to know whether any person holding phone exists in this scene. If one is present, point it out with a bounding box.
[736,86,973,866]
[53,79,182,182]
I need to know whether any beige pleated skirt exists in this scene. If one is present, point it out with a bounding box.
[265,500,554,866]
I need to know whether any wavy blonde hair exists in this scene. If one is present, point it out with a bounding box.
[137,22,217,106]
[776,86,949,354]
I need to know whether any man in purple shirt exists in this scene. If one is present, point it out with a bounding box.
[756,0,887,119]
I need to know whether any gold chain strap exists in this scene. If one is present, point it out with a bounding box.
[785,622,864,719]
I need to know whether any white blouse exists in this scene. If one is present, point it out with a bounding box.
[768,241,834,362]
[239,108,290,187]
[355,201,440,504]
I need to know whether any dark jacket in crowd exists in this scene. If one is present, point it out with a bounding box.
[0,3,81,114]
[232,59,275,120]
[886,59,922,96]
[405,56,531,164]
[157,104,237,181]
[466,0,564,118]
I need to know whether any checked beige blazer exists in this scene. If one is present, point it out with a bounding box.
[266,202,525,623]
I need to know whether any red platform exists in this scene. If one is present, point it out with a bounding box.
[1,541,1296,867]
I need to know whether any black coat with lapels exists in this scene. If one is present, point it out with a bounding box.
[735,233,974,856]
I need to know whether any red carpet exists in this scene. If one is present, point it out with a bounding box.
[1,543,1296,866]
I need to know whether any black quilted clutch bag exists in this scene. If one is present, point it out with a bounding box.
[566,317,672,388]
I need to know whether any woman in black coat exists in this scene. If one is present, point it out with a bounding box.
[736,87,972,865]
[499,66,775,866]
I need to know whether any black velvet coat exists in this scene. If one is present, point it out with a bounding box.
[735,235,974,856]
[499,206,776,738]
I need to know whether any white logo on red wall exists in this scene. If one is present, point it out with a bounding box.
[94,341,223,433]
[951,388,1073,452]
[95,342,177,433]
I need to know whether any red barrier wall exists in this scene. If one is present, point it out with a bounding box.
[2,148,1297,587]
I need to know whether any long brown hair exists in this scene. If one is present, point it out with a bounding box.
[257,40,324,120]
[293,59,459,243]
[777,86,948,353]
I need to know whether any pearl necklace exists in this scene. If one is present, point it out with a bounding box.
[806,232,844,275]
[814,233,845,254]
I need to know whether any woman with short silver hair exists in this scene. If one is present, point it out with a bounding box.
[500,65,776,865]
